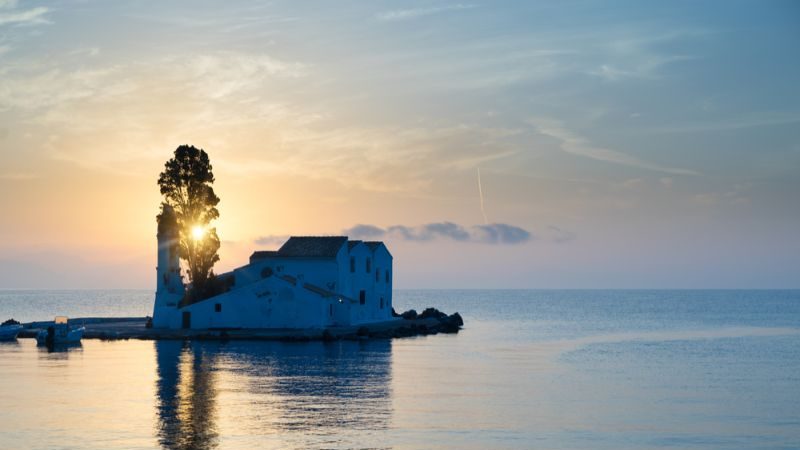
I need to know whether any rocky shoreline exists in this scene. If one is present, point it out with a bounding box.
[14,308,463,342]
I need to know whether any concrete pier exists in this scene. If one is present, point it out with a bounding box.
[17,310,463,341]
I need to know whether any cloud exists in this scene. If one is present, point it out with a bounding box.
[622,178,644,189]
[340,224,385,239]
[693,183,752,207]
[643,111,800,134]
[0,5,50,26]
[547,226,576,243]
[185,52,307,99]
[470,223,531,244]
[253,222,533,247]
[344,221,532,245]
[586,29,704,81]
[376,4,476,21]
[589,55,696,81]
[531,117,699,176]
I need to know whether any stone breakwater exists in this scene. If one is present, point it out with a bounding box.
[16,308,464,342]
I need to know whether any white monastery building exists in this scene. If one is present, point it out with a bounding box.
[152,231,394,330]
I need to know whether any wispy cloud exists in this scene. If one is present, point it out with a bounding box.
[186,52,307,99]
[586,29,705,81]
[644,111,800,134]
[530,118,699,176]
[376,4,476,21]
[0,4,50,26]
[589,55,696,81]
[254,222,533,246]
[344,222,532,245]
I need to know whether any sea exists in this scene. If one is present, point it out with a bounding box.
[0,289,798,450]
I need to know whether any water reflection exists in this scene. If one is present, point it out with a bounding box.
[156,341,219,450]
[155,340,393,449]
[37,342,83,358]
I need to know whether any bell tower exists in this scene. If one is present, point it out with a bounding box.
[153,204,184,328]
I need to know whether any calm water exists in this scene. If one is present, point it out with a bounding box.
[1,290,799,449]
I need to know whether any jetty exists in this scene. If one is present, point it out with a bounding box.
[16,308,463,342]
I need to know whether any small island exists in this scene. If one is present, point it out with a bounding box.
[19,145,463,341]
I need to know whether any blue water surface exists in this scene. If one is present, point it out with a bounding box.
[0,289,798,449]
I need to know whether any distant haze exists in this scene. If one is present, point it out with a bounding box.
[0,1,798,288]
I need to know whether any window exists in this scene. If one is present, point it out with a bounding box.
[385,269,390,284]
[214,303,222,313]
[366,257,371,273]
[376,267,380,282]
[359,290,366,305]
[380,297,384,309]
[329,304,333,317]
[350,256,355,273]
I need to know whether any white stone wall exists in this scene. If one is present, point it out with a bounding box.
[153,237,393,330]
[180,276,346,329]
[371,245,393,320]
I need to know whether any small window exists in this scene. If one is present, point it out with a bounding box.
[366,257,371,273]
[329,304,333,317]
[350,256,355,273]
[359,290,366,305]
[214,303,222,313]
[376,267,380,282]
[385,269,390,284]
[380,297,384,309]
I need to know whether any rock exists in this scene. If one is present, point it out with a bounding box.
[437,313,463,333]
[401,309,418,320]
[420,307,447,320]
[391,307,401,318]
[448,312,464,327]
[394,327,413,338]
[322,329,335,341]
[439,322,459,333]
[2,318,20,326]
[356,326,370,337]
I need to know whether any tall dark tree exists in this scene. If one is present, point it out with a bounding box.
[158,145,221,303]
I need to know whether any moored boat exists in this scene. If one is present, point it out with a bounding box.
[0,324,23,341]
[36,316,85,346]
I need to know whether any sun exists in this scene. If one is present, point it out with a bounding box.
[191,225,205,241]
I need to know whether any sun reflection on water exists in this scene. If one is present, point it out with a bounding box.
[153,340,393,449]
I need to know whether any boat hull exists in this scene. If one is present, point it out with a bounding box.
[36,326,85,345]
[0,325,23,341]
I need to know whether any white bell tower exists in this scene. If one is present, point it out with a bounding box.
[152,204,184,328]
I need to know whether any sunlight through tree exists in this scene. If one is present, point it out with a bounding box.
[157,145,221,303]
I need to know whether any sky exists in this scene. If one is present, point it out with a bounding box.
[1,0,799,289]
